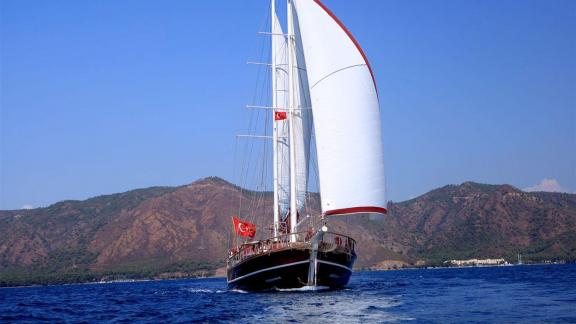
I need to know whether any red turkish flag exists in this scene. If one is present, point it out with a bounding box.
[274,111,287,121]
[232,216,256,238]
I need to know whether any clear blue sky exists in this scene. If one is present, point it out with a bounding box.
[1,0,574,209]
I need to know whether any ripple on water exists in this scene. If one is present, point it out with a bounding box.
[0,264,574,322]
[183,288,227,294]
[251,290,413,323]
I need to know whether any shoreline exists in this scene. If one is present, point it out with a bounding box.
[2,262,572,289]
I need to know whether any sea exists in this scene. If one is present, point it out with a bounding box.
[1,264,575,323]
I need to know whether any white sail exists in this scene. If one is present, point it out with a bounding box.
[272,12,291,216]
[274,10,312,217]
[291,16,312,214]
[292,0,387,216]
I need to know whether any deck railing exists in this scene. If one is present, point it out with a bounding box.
[227,230,356,267]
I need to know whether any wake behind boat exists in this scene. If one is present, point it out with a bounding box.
[227,0,386,291]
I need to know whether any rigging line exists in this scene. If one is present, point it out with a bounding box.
[258,68,274,225]
[233,135,240,217]
[257,29,274,220]
[246,41,271,224]
[250,112,266,221]
[238,115,255,211]
[253,115,265,215]
[259,0,275,217]
[246,115,264,221]
[254,109,270,228]
[233,136,242,248]
[247,134,265,219]
[239,88,262,230]
[242,77,260,229]
[257,83,272,220]
[253,45,271,209]
[240,1,271,189]
[241,15,270,198]
[238,66,262,214]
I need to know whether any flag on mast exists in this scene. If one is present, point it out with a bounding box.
[274,111,287,121]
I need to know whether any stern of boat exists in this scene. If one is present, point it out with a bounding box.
[226,231,356,291]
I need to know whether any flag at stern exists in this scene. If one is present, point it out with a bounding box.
[232,216,256,238]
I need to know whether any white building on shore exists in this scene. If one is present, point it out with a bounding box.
[446,258,507,266]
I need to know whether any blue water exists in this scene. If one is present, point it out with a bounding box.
[1,264,575,323]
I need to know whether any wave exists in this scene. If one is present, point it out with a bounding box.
[184,288,227,294]
[274,285,331,292]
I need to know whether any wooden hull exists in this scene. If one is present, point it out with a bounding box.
[227,246,356,291]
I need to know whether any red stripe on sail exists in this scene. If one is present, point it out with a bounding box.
[325,206,387,216]
[313,0,379,98]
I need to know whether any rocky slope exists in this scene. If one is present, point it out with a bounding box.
[363,182,576,264]
[1,177,574,286]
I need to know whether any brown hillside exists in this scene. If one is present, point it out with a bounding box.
[0,177,574,286]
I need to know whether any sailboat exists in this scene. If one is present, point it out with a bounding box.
[227,0,386,291]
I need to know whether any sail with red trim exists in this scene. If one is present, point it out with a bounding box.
[292,0,386,216]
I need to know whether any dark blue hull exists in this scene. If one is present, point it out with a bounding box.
[227,246,356,291]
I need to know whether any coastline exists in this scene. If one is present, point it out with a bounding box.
[2,261,572,289]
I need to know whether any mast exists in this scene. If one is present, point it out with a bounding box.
[287,0,298,241]
[271,0,279,238]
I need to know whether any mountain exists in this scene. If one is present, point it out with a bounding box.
[367,182,576,264]
[1,177,575,286]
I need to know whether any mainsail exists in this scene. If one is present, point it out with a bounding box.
[273,11,312,218]
[291,13,313,215]
[292,0,386,216]
[272,13,291,216]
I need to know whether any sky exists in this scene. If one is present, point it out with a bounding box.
[1,0,574,210]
